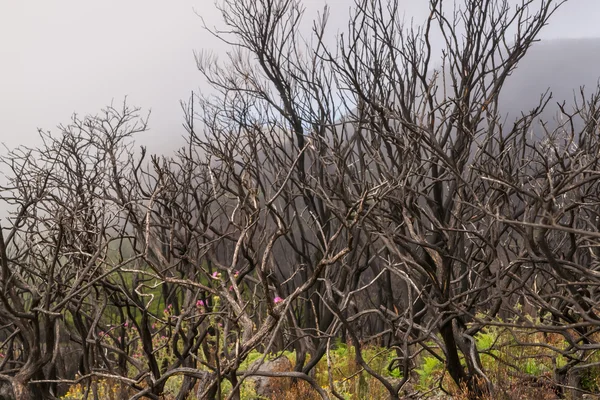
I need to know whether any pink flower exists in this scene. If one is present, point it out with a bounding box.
[124,321,129,328]
[212,271,220,278]
[273,296,284,304]
[228,285,234,291]
[196,300,205,308]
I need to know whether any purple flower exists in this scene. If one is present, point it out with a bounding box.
[273,296,284,304]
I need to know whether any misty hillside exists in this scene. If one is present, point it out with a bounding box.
[499,38,600,121]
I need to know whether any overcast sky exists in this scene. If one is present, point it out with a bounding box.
[1,0,600,154]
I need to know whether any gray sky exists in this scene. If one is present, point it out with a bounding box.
[1,0,599,154]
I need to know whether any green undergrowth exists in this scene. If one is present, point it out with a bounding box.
[61,326,600,399]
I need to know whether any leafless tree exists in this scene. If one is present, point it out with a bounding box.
[187,0,579,398]
[0,104,146,399]
[8,0,600,399]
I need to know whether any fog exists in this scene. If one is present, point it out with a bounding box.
[1,0,600,155]
[500,38,600,119]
